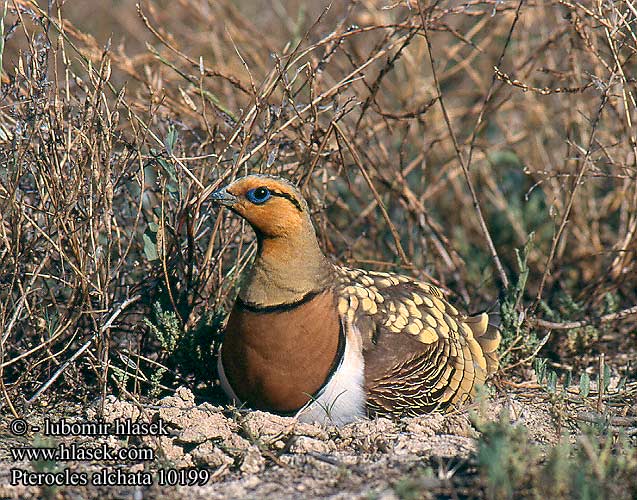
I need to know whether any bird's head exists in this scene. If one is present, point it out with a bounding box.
[209,175,311,239]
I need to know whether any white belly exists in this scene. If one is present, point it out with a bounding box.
[295,331,366,425]
[217,330,366,426]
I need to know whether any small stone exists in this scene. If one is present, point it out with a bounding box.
[290,436,335,454]
[151,435,193,468]
[190,440,234,468]
[159,387,196,408]
[240,446,265,475]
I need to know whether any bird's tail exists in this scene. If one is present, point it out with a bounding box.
[464,312,501,377]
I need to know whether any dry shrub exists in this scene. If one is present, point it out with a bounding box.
[0,0,636,406]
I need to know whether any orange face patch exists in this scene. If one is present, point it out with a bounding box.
[223,176,307,238]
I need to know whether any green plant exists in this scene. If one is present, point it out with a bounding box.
[475,412,535,499]
[143,301,223,397]
[499,233,542,366]
[392,467,436,500]
[473,411,637,500]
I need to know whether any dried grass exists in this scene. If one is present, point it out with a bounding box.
[0,0,636,412]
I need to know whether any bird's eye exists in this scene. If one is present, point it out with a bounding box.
[246,187,271,204]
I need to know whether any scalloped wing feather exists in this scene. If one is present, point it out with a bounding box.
[334,266,501,417]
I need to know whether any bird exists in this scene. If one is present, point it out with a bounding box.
[209,174,500,425]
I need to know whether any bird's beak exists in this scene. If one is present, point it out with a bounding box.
[209,186,238,207]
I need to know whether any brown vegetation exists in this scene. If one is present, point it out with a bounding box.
[0,0,636,498]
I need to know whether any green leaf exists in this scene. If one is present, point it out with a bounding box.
[157,157,178,184]
[165,181,179,194]
[617,376,626,392]
[563,370,572,390]
[143,232,159,261]
[603,365,611,391]
[547,370,558,393]
[164,124,178,154]
[534,358,547,384]
[579,372,590,398]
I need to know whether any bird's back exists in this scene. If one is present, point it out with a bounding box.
[334,265,500,417]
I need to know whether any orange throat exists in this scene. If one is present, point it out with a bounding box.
[239,229,334,307]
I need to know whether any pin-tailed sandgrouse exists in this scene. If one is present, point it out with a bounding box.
[210,175,500,425]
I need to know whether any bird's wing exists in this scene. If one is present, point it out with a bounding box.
[334,266,500,417]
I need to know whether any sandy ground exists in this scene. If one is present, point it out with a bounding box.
[0,384,586,499]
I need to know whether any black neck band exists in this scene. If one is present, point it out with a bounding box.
[236,289,321,314]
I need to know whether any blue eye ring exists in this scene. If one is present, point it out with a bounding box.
[246,187,272,204]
